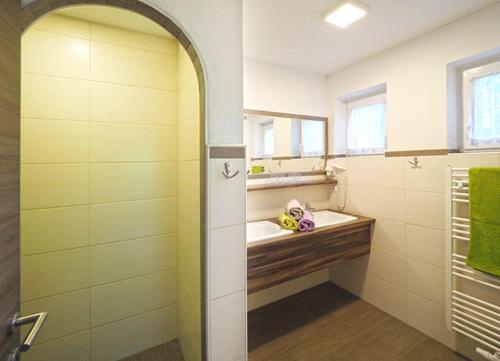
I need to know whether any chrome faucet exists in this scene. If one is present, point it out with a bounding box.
[305,203,315,212]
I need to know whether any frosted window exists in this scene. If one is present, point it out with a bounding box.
[263,126,274,156]
[470,73,500,145]
[347,102,386,154]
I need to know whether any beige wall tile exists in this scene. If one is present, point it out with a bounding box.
[90,198,176,244]
[367,248,406,288]
[91,23,178,55]
[21,206,89,256]
[179,160,200,208]
[22,29,90,79]
[296,184,333,211]
[406,292,454,348]
[21,248,89,301]
[346,156,405,189]
[405,156,445,193]
[91,42,177,89]
[90,82,177,125]
[21,73,89,121]
[24,331,90,361]
[90,162,177,203]
[91,270,177,327]
[90,123,177,162]
[446,153,500,168]
[90,234,176,285]
[247,187,297,221]
[21,290,90,343]
[346,185,406,222]
[406,258,445,305]
[91,305,177,361]
[21,164,89,210]
[21,119,89,163]
[406,224,445,268]
[406,190,445,230]
[178,113,200,161]
[360,275,406,322]
[32,14,90,39]
[371,218,406,256]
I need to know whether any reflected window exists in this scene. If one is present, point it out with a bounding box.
[301,120,325,157]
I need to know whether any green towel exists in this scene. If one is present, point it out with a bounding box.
[278,212,298,231]
[466,167,500,277]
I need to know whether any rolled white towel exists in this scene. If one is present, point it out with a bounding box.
[286,199,305,221]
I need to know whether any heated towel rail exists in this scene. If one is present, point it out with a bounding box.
[445,167,500,358]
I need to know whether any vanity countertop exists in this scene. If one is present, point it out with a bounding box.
[247,210,375,248]
[247,210,375,294]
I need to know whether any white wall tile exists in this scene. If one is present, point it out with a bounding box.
[210,225,246,299]
[405,156,445,193]
[360,275,406,322]
[406,258,445,305]
[406,191,445,230]
[371,217,406,256]
[209,156,246,228]
[347,156,405,189]
[406,224,445,268]
[210,291,247,361]
[346,185,405,222]
[367,248,406,288]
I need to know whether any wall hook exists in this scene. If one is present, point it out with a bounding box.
[409,157,422,169]
[222,161,240,179]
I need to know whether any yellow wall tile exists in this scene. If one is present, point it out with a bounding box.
[21,73,89,121]
[91,41,177,89]
[32,14,90,39]
[179,160,200,209]
[178,113,200,161]
[91,23,178,55]
[21,248,89,301]
[90,81,177,125]
[90,198,177,244]
[23,331,90,361]
[21,118,89,163]
[91,270,177,327]
[21,290,90,343]
[90,123,177,162]
[90,233,176,285]
[22,29,90,79]
[90,306,177,361]
[90,162,177,203]
[21,206,89,256]
[21,164,89,210]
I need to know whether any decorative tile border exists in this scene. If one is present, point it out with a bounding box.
[209,146,246,159]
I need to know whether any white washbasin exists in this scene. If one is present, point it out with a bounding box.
[312,210,357,228]
[247,220,293,243]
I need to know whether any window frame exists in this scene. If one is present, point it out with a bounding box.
[462,60,500,151]
[346,92,387,156]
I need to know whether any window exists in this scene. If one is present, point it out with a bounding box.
[300,120,325,157]
[463,61,500,150]
[347,93,386,155]
[263,124,274,156]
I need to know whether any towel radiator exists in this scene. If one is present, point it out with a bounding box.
[445,167,500,359]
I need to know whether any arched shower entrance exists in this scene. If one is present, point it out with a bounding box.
[18,1,206,360]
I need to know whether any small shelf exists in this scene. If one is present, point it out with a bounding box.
[247,178,337,191]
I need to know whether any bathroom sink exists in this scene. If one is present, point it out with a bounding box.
[247,221,293,243]
[312,210,357,228]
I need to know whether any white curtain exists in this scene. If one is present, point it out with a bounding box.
[347,102,386,154]
[471,73,500,145]
[301,120,324,156]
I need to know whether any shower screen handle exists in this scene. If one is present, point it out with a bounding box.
[7,311,48,353]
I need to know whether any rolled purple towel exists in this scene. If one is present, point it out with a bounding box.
[298,211,315,232]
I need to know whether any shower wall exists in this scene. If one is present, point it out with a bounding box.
[20,13,182,361]
[177,45,202,361]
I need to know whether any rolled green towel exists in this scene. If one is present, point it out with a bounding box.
[279,212,299,231]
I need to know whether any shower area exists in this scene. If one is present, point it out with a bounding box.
[19,6,203,361]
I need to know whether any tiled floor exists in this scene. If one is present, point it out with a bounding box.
[248,283,469,361]
[120,339,184,361]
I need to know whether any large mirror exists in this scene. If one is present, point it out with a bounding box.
[244,110,328,174]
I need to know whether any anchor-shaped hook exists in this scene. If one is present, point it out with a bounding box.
[409,157,422,169]
[222,161,240,179]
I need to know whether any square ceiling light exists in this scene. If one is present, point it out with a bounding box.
[324,1,368,28]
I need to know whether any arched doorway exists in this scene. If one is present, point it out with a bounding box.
[17,2,206,360]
